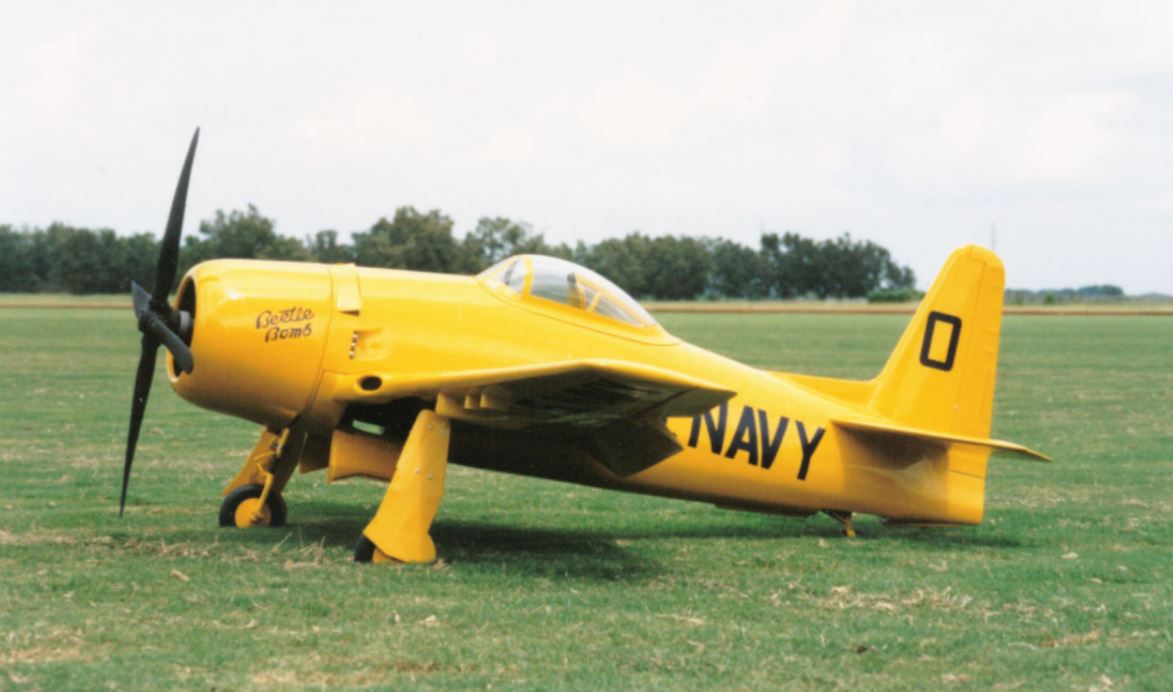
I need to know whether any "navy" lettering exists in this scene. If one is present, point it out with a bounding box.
[725,406,758,466]
[796,421,825,481]
[759,410,789,471]
[686,402,823,480]
[687,401,727,454]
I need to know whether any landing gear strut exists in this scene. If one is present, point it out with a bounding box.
[355,410,450,564]
[824,509,857,537]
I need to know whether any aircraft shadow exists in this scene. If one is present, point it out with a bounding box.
[198,500,654,579]
[431,520,649,579]
[189,498,1024,578]
[874,525,1025,549]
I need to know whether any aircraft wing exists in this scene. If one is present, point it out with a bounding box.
[329,359,736,476]
[833,417,1051,462]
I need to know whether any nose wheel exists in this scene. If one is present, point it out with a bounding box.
[219,483,287,528]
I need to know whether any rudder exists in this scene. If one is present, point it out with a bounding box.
[869,245,1005,438]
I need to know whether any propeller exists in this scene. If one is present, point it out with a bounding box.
[120,128,200,516]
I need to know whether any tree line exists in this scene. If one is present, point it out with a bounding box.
[0,205,916,300]
[1005,285,1126,305]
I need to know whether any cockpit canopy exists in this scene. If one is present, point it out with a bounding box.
[479,255,658,330]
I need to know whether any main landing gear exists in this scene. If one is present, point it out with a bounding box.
[219,413,451,566]
[353,410,450,564]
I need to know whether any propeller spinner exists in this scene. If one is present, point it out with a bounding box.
[120,128,200,515]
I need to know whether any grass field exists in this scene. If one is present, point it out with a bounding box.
[1,307,1170,689]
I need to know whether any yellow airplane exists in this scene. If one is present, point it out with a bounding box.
[122,131,1049,564]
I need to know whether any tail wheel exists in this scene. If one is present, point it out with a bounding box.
[219,483,287,528]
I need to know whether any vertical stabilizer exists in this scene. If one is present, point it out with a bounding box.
[869,245,1005,437]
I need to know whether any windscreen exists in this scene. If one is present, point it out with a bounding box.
[480,255,657,329]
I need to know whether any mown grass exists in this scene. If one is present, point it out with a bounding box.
[0,308,1169,689]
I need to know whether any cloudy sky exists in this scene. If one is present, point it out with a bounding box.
[2,1,1171,293]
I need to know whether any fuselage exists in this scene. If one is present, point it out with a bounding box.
[169,258,986,526]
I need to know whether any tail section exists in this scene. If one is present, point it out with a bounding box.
[772,245,1048,524]
[869,245,1005,438]
[788,246,1048,525]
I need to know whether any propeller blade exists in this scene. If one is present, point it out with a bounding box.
[121,335,159,516]
[121,129,200,516]
[153,128,200,306]
[132,280,151,318]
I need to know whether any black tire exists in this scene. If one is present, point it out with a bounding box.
[354,534,376,563]
[219,483,287,528]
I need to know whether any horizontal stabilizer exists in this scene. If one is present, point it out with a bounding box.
[833,417,1051,462]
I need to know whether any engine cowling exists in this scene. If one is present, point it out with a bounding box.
[169,259,333,428]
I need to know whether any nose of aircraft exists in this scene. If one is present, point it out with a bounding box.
[169,259,334,428]
[119,128,335,516]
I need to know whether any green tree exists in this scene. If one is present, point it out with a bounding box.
[579,233,653,297]
[0,226,39,292]
[258,236,312,261]
[884,262,916,291]
[353,207,462,272]
[309,229,356,263]
[28,230,56,290]
[48,225,132,294]
[708,238,768,299]
[643,235,711,299]
[759,231,913,299]
[461,216,552,271]
[1076,284,1124,299]
[818,233,915,297]
[180,204,307,272]
[759,232,821,298]
[123,232,161,290]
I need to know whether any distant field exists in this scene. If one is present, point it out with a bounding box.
[0,309,1169,688]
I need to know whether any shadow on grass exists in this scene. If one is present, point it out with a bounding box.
[143,498,1027,580]
[211,508,660,580]
[432,520,650,579]
[873,525,1026,550]
[173,499,841,579]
